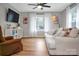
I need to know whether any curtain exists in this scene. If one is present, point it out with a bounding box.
[29,13,37,36]
[66,7,72,28]
[29,13,53,37]
[76,4,79,29]
[44,13,52,32]
[29,13,52,33]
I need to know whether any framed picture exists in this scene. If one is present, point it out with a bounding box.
[23,17,28,24]
[51,16,58,23]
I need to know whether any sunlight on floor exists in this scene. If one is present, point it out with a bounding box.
[36,40,45,50]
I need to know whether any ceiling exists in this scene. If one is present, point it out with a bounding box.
[9,3,71,12]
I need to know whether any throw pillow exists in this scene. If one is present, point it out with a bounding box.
[47,29,57,35]
[54,28,63,36]
[68,28,79,38]
[64,31,69,37]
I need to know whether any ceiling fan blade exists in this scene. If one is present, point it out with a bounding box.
[28,4,37,6]
[42,3,47,5]
[43,5,51,8]
[33,7,37,9]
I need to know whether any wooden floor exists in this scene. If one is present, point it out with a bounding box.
[13,38,49,56]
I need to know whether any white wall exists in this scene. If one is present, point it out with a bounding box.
[20,12,30,37]
[0,3,67,37]
[0,5,6,36]
[60,9,66,27]
[0,3,22,37]
[20,12,64,37]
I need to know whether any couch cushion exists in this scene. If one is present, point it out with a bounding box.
[47,29,57,35]
[58,31,66,37]
[54,28,63,36]
[54,28,73,37]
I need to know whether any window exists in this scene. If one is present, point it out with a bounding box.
[30,13,51,35]
[66,4,77,28]
[36,15,44,31]
[71,6,77,28]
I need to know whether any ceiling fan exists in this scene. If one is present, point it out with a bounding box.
[28,3,51,10]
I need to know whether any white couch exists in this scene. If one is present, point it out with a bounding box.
[45,28,79,55]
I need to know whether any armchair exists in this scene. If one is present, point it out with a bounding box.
[0,26,23,56]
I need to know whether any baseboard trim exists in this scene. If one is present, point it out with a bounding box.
[22,37,45,39]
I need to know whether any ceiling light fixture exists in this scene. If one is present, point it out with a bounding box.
[37,5,42,8]
[28,3,51,10]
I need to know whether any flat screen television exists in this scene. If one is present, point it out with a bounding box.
[6,9,19,23]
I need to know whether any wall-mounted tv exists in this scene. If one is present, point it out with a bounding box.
[6,9,19,23]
